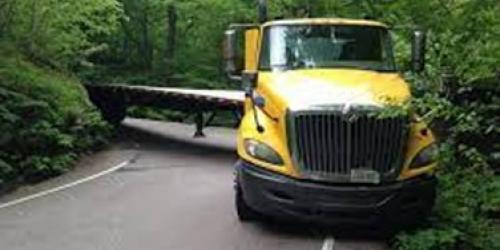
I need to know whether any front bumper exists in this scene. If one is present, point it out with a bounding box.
[236,160,436,226]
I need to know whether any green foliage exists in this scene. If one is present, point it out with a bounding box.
[128,106,184,122]
[0,0,120,185]
[395,150,500,250]
[395,228,462,250]
[0,49,111,184]
[2,0,122,70]
[79,0,255,87]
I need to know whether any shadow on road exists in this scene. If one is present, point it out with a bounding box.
[255,218,398,241]
[117,122,236,157]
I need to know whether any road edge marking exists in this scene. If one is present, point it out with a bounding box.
[322,236,335,250]
[0,160,130,210]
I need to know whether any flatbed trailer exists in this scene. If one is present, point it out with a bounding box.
[85,84,245,136]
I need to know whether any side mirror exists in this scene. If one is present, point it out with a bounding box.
[224,29,242,81]
[411,29,427,73]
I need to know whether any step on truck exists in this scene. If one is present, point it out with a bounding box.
[226,0,438,227]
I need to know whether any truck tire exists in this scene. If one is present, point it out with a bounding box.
[235,184,260,222]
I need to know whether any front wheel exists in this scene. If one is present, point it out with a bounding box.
[235,184,260,222]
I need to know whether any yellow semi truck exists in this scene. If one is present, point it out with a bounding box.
[225,1,438,226]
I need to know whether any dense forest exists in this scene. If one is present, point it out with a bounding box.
[0,0,498,249]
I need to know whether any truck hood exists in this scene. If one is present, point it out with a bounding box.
[258,69,411,112]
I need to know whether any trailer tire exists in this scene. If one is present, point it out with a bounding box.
[85,86,127,126]
[94,91,127,126]
[100,102,127,126]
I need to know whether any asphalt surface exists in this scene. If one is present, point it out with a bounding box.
[0,119,389,250]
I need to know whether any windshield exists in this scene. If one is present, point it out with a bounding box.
[259,25,396,72]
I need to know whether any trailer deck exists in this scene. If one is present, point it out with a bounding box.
[85,84,245,136]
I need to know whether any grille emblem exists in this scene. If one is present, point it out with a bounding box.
[342,103,352,115]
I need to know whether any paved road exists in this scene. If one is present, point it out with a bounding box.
[0,119,389,250]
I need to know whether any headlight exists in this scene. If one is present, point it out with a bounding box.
[244,139,284,165]
[410,143,439,169]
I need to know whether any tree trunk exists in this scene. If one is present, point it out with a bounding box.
[27,0,39,57]
[140,0,153,70]
[164,4,177,82]
[0,1,7,37]
[306,0,312,17]
[120,0,132,66]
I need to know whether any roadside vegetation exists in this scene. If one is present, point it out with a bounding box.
[0,0,121,189]
[0,0,498,249]
[0,47,111,187]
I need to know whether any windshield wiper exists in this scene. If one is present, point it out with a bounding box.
[315,65,397,72]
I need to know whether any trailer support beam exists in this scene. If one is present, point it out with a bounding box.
[194,112,205,138]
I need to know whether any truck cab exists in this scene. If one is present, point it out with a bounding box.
[225,14,438,226]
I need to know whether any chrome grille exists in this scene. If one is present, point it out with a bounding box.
[288,109,408,183]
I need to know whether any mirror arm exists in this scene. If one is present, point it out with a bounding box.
[227,74,242,82]
[243,72,264,133]
[249,90,265,133]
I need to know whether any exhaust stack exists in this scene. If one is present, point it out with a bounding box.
[258,0,268,23]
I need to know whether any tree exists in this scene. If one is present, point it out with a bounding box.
[0,0,14,38]
[5,0,122,69]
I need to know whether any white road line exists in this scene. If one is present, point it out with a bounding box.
[0,160,130,210]
[322,236,335,250]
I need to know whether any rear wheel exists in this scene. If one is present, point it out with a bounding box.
[98,98,127,126]
[235,183,260,222]
[87,87,127,126]
[102,105,126,126]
